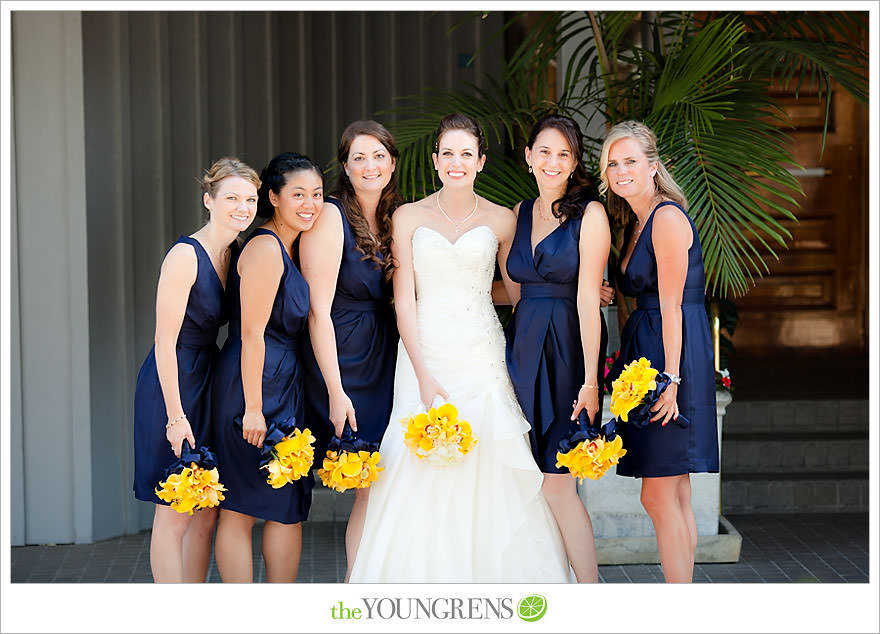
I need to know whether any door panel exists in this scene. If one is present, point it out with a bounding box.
[733,79,867,357]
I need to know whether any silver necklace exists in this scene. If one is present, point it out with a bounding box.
[436,188,479,233]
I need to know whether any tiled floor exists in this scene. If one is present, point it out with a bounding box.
[10,512,868,583]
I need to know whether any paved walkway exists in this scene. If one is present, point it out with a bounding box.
[11,512,868,583]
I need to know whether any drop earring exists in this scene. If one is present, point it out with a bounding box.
[528,165,533,174]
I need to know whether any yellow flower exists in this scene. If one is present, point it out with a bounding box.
[610,357,658,422]
[317,449,383,492]
[155,463,226,514]
[556,436,627,483]
[431,403,458,426]
[274,427,316,458]
[404,412,433,453]
[262,428,315,488]
[401,402,478,465]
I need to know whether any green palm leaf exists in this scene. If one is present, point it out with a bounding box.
[378,10,866,298]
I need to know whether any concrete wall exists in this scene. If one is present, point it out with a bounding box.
[11,11,93,545]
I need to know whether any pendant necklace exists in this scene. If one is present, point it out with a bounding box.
[436,188,479,233]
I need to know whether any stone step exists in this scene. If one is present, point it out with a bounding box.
[722,399,868,434]
[721,432,868,474]
[721,472,868,514]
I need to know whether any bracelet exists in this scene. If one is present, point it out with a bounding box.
[166,414,187,429]
[663,372,682,385]
[581,383,599,390]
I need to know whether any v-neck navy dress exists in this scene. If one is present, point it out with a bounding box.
[505,199,608,473]
[605,201,718,478]
[301,198,398,457]
[133,236,234,504]
[212,228,313,524]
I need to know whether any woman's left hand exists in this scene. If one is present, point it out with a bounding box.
[650,383,679,426]
[571,385,600,423]
[599,279,615,307]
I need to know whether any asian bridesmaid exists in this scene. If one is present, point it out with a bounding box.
[211,152,324,582]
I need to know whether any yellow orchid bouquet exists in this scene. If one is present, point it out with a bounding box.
[402,402,478,466]
[317,423,383,492]
[235,415,316,488]
[609,357,690,428]
[155,441,226,514]
[556,410,626,482]
[262,427,316,489]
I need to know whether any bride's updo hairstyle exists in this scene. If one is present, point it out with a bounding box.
[434,113,486,157]
[525,113,595,225]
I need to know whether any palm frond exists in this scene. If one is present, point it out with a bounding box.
[377,10,866,298]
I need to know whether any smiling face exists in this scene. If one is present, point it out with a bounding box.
[268,168,324,232]
[432,129,486,189]
[604,136,658,201]
[525,127,576,190]
[203,175,259,233]
[344,134,395,197]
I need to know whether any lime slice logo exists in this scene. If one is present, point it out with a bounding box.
[517,594,547,622]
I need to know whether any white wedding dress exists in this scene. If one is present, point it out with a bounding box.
[349,225,573,583]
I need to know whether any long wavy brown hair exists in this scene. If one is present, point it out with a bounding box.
[335,120,402,280]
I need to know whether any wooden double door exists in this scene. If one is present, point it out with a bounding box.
[733,79,868,358]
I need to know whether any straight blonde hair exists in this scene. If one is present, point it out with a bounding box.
[598,121,687,229]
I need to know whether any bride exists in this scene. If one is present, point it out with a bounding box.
[349,113,572,583]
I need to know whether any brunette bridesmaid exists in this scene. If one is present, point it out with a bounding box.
[505,114,610,583]
[300,120,401,582]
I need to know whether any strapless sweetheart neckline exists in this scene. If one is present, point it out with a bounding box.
[413,224,496,247]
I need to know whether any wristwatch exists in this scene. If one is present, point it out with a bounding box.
[663,372,682,385]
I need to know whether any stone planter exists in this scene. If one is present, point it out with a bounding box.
[577,390,740,564]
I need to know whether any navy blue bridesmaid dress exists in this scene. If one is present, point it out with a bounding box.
[212,228,313,524]
[605,201,719,478]
[133,236,234,503]
[506,198,608,473]
[301,198,398,456]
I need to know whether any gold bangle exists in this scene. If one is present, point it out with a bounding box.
[582,383,599,390]
[166,414,186,429]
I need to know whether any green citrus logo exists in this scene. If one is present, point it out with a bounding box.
[517,594,547,622]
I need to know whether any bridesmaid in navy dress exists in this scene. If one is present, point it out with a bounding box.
[133,157,260,582]
[212,153,324,582]
[505,114,611,583]
[299,120,401,581]
[601,121,718,583]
